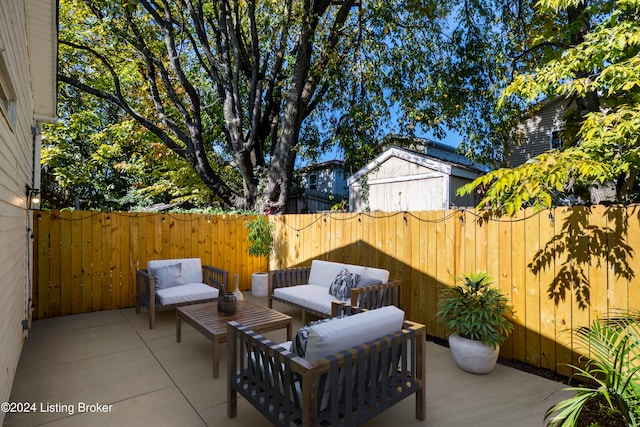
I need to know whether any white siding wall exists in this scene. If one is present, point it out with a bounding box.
[0,0,37,417]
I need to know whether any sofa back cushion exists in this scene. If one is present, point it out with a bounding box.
[304,305,405,362]
[148,258,203,284]
[307,260,389,288]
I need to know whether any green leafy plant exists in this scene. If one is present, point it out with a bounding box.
[246,215,274,258]
[545,313,640,427]
[437,272,514,349]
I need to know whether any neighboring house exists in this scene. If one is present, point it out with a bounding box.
[507,97,616,204]
[348,144,488,212]
[0,0,57,416]
[287,160,348,213]
[506,97,572,167]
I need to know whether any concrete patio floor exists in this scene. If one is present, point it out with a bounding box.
[4,295,571,426]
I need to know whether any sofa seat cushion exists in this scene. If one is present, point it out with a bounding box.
[156,283,218,305]
[148,258,203,284]
[307,260,390,288]
[273,285,337,316]
[304,305,405,362]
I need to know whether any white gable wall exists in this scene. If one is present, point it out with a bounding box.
[365,175,448,212]
[350,154,451,212]
[349,147,483,212]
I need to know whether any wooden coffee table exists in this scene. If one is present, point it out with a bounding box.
[176,300,292,378]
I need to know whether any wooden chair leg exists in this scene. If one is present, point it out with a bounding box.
[227,381,237,418]
[416,388,426,421]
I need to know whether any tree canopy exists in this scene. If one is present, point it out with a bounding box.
[459,0,640,215]
[52,0,545,212]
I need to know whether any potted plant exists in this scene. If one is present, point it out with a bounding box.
[437,272,514,374]
[246,215,274,297]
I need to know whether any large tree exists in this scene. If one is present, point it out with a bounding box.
[58,0,375,212]
[459,0,640,214]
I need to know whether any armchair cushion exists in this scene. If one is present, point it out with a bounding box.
[290,317,336,358]
[148,258,203,284]
[304,305,405,362]
[328,268,360,300]
[153,263,187,290]
[155,283,218,305]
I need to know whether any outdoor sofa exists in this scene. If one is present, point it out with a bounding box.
[268,259,402,323]
[227,301,426,426]
[135,257,229,328]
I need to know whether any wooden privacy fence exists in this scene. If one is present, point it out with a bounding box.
[33,205,640,376]
[32,211,266,320]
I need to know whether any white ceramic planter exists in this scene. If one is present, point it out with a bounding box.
[251,272,269,297]
[448,333,500,374]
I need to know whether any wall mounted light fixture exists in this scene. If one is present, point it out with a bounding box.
[26,185,40,210]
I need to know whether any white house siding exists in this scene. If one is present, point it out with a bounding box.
[507,98,572,167]
[0,0,55,418]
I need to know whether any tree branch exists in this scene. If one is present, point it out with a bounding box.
[58,40,188,154]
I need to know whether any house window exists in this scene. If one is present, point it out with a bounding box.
[309,174,317,190]
[0,52,17,128]
[550,130,561,150]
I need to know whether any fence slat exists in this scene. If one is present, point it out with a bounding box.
[49,211,61,317]
[524,211,541,367]
[539,208,557,371]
